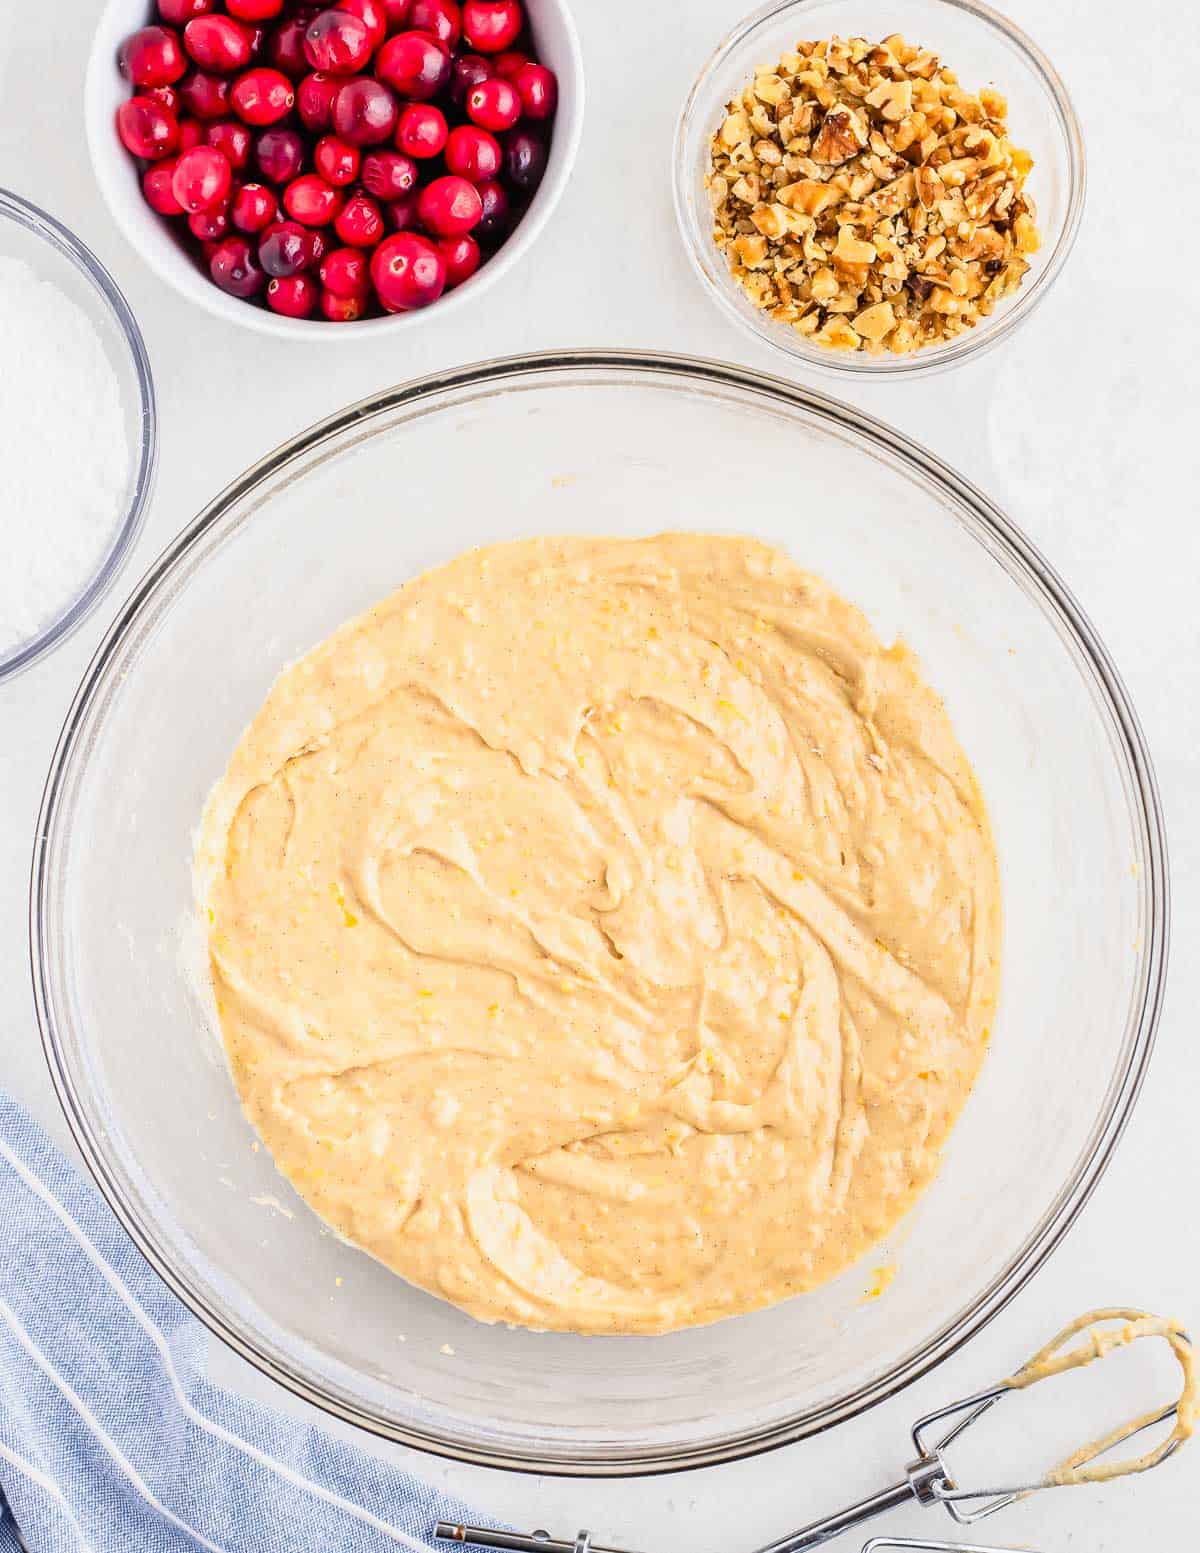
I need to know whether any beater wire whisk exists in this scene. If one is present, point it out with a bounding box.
[434,1308,1194,1553]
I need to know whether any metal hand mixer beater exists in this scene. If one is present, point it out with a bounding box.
[435,1308,1194,1553]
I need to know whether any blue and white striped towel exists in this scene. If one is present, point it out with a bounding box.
[0,1093,503,1553]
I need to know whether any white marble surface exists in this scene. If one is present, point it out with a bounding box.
[1,0,1198,1546]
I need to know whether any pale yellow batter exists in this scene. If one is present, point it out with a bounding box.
[1008,1309,1195,1484]
[197,534,1000,1334]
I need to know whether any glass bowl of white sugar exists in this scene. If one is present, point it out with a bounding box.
[0,188,155,684]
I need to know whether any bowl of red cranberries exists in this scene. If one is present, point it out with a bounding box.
[87,0,582,332]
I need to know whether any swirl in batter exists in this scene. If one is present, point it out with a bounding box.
[197,534,1001,1334]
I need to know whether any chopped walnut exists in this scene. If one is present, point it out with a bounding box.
[833,228,877,266]
[706,34,1040,355]
[865,78,913,122]
[812,105,868,163]
[854,301,897,342]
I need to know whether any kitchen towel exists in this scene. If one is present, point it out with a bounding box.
[0,1093,503,1553]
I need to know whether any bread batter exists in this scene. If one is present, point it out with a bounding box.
[1008,1309,1195,1483]
[197,534,1001,1334]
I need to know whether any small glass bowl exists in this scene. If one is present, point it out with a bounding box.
[673,0,1086,379]
[0,189,156,684]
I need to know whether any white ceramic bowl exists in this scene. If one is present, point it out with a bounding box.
[34,353,1167,1474]
[86,0,584,340]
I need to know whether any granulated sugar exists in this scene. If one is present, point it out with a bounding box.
[0,255,131,660]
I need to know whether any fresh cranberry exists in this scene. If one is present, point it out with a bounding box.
[370,231,445,309]
[230,66,294,124]
[266,273,318,316]
[205,118,252,168]
[254,125,305,181]
[188,202,230,239]
[177,116,206,150]
[385,190,419,229]
[157,0,213,24]
[283,172,344,225]
[304,9,372,72]
[230,180,278,231]
[266,15,309,74]
[504,128,545,194]
[513,61,555,120]
[474,176,508,242]
[258,218,315,275]
[120,26,187,87]
[307,227,330,265]
[116,96,179,159]
[374,31,449,99]
[407,0,460,48]
[172,145,232,212]
[465,77,519,132]
[491,47,527,78]
[321,244,370,295]
[226,0,284,18]
[444,123,500,182]
[334,190,384,245]
[245,26,268,58]
[332,76,398,144]
[461,0,522,54]
[395,101,447,157]
[417,174,481,236]
[178,69,231,118]
[209,236,263,298]
[335,0,386,47]
[360,148,416,199]
[142,159,184,214]
[320,288,365,320]
[296,70,340,129]
[314,135,360,185]
[184,15,254,72]
[145,83,181,112]
[449,50,492,103]
[439,232,480,287]
[378,0,411,25]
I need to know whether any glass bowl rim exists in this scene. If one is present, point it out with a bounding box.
[31,349,1167,1476]
[671,0,1088,380]
[0,186,157,684]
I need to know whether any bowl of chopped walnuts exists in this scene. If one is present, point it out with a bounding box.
[673,0,1084,374]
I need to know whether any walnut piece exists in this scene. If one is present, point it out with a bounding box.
[812,105,868,163]
[705,33,1041,356]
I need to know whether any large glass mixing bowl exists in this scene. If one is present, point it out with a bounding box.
[32,353,1167,1475]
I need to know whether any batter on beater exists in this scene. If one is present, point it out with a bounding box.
[196,533,1001,1334]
